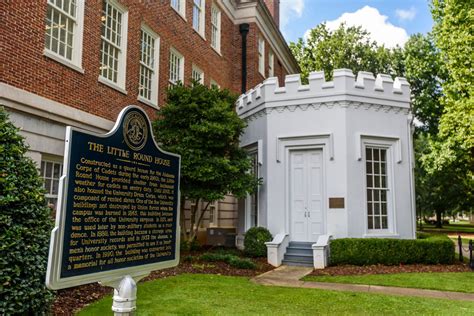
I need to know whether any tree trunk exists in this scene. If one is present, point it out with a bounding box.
[194,201,211,238]
[435,209,443,228]
[180,193,186,241]
[190,201,211,242]
[186,198,199,242]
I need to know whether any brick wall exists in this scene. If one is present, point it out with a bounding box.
[262,0,279,27]
[0,0,287,121]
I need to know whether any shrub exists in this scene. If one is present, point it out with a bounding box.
[180,239,201,252]
[227,257,257,269]
[200,253,233,262]
[244,227,273,257]
[200,252,256,270]
[330,235,454,266]
[0,108,54,314]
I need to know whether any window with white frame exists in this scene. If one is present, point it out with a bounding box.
[169,48,184,85]
[210,79,220,88]
[208,201,218,227]
[171,0,185,17]
[211,4,221,52]
[40,160,63,211]
[44,0,84,68]
[366,146,390,230]
[268,51,274,77]
[138,26,159,106]
[258,36,265,76]
[192,0,205,35]
[245,151,259,229]
[191,200,218,228]
[99,0,128,90]
[192,65,204,84]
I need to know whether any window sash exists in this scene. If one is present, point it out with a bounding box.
[169,50,183,84]
[45,1,77,60]
[210,79,219,88]
[366,147,389,230]
[139,29,156,101]
[48,0,77,18]
[101,1,123,47]
[193,0,202,31]
[249,152,258,227]
[192,66,203,84]
[211,5,220,50]
[258,38,265,75]
[41,160,63,211]
[171,0,181,12]
[208,201,218,225]
[268,52,274,77]
[100,0,124,84]
[100,41,119,83]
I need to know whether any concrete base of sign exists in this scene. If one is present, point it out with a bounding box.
[101,273,148,316]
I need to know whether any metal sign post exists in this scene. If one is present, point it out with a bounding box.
[46,106,181,314]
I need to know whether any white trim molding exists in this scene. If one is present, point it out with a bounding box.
[276,133,334,163]
[356,134,402,163]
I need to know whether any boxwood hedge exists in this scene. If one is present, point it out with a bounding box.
[0,108,54,314]
[330,234,454,266]
[244,227,273,257]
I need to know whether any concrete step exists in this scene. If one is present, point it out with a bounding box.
[285,248,313,256]
[282,259,314,267]
[283,254,313,263]
[288,241,313,249]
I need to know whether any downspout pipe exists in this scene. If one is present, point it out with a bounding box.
[239,23,249,94]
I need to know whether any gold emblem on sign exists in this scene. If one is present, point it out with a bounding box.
[123,111,148,151]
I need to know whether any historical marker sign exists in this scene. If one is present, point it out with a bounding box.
[46,106,180,290]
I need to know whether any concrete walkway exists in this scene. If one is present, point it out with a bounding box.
[252,265,474,302]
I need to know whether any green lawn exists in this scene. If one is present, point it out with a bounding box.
[420,223,474,234]
[78,274,474,316]
[303,272,474,293]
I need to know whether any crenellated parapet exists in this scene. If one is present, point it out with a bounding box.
[236,69,410,118]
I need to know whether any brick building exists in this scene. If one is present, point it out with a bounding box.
[0,0,298,240]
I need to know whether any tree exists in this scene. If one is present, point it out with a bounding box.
[403,33,446,135]
[421,0,474,220]
[153,84,260,243]
[0,107,53,314]
[414,134,467,227]
[289,23,400,81]
[399,33,448,227]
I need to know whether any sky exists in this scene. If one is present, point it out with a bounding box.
[280,0,434,48]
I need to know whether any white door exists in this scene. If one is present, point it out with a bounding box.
[290,149,324,242]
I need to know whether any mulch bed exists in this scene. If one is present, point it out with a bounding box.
[309,262,472,277]
[51,254,272,315]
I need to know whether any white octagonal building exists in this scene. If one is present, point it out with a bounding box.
[236,69,416,267]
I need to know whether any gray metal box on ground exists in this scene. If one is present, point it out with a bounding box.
[206,228,236,247]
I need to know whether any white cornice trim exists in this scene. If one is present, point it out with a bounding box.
[0,82,114,133]
[241,101,411,121]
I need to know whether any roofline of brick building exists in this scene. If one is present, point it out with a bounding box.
[220,0,300,75]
